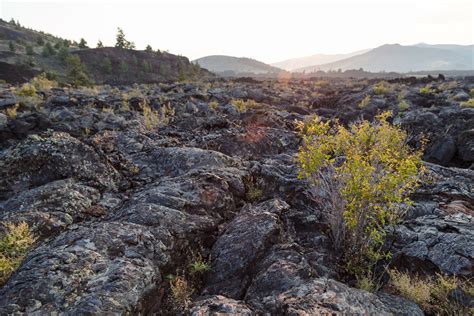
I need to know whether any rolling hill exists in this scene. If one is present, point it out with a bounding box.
[296,44,474,73]
[0,18,212,84]
[193,55,285,77]
[271,49,370,71]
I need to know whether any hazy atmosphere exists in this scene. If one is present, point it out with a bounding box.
[1,0,473,63]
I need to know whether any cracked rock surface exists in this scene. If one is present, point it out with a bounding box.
[0,78,473,314]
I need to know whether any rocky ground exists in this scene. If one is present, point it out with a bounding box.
[0,77,473,314]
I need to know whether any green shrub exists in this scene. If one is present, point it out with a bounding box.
[65,55,93,87]
[140,100,174,130]
[419,84,432,94]
[398,100,410,111]
[25,44,34,56]
[231,99,258,113]
[208,100,219,110]
[14,82,43,110]
[57,46,70,62]
[102,57,112,74]
[373,81,391,95]
[5,104,18,118]
[30,73,57,91]
[36,36,44,46]
[297,112,424,285]
[470,88,474,97]
[41,42,55,57]
[16,83,36,97]
[189,258,211,275]
[358,95,371,109]
[0,222,36,285]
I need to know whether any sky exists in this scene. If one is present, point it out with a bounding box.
[1,0,473,63]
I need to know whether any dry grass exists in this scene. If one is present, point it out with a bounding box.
[358,95,371,109]
[231,99,258,113]
[170,275,194,310]
[389,269,473,315]
[0,222,36,285]
[5,104,18,118]
[389,269,431,308]
[460,98,474,108]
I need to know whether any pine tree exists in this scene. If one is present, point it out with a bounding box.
[78,38,88,49]
[97,40,104,48]
[115,27,135,49]
[145,44,153,52]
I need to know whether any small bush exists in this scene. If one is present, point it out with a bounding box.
[389,269,431,308]
[231,99,258,113]
[41,42,55,57]
[189,257,211,275]
[245,176,263,202]
[140,100,174,130]
[460,98,474,108]
[208,100,219,110]
[30,73,57,91]
[297,112,424,285]
[398,100,410,111]
[0,222,36,285]
[5,104,18,118]
[14,83,42,109]
[9,41,15,53]
[358,95,371,109]
[16,83,36,97]
[25,44,34,55]
[373,81,391,95]
[470,88,474,97]
[389,270,473,315]
[314,80,330,88]
[419,84,432,94]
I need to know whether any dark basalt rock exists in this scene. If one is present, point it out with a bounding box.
[0,79,473,314]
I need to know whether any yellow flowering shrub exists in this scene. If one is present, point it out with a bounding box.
[297,112,425,285]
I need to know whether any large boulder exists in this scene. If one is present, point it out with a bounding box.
[0,222,167,314]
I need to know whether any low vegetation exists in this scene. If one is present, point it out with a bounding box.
[460,98,474,108]
[167,251,211,312]
[398,100,410,111]
[389,269,473,315]
[419,84,432,94]
[140,100,175,130]
[231,98,258,113]
[358,95,371,109]
[373,81,391,95]
[297,112,424,289]
[0,222,36,285]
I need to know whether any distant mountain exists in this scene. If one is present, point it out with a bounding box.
[297,44,474,73]
[194,55,285,77]
[0,18,211,84]
[271,49,370,71]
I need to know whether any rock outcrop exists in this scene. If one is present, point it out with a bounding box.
[0,77,473,314]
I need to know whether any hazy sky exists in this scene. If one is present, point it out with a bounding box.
[1,0,472,63]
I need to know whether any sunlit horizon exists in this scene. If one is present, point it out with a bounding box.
[1,0,473,63]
